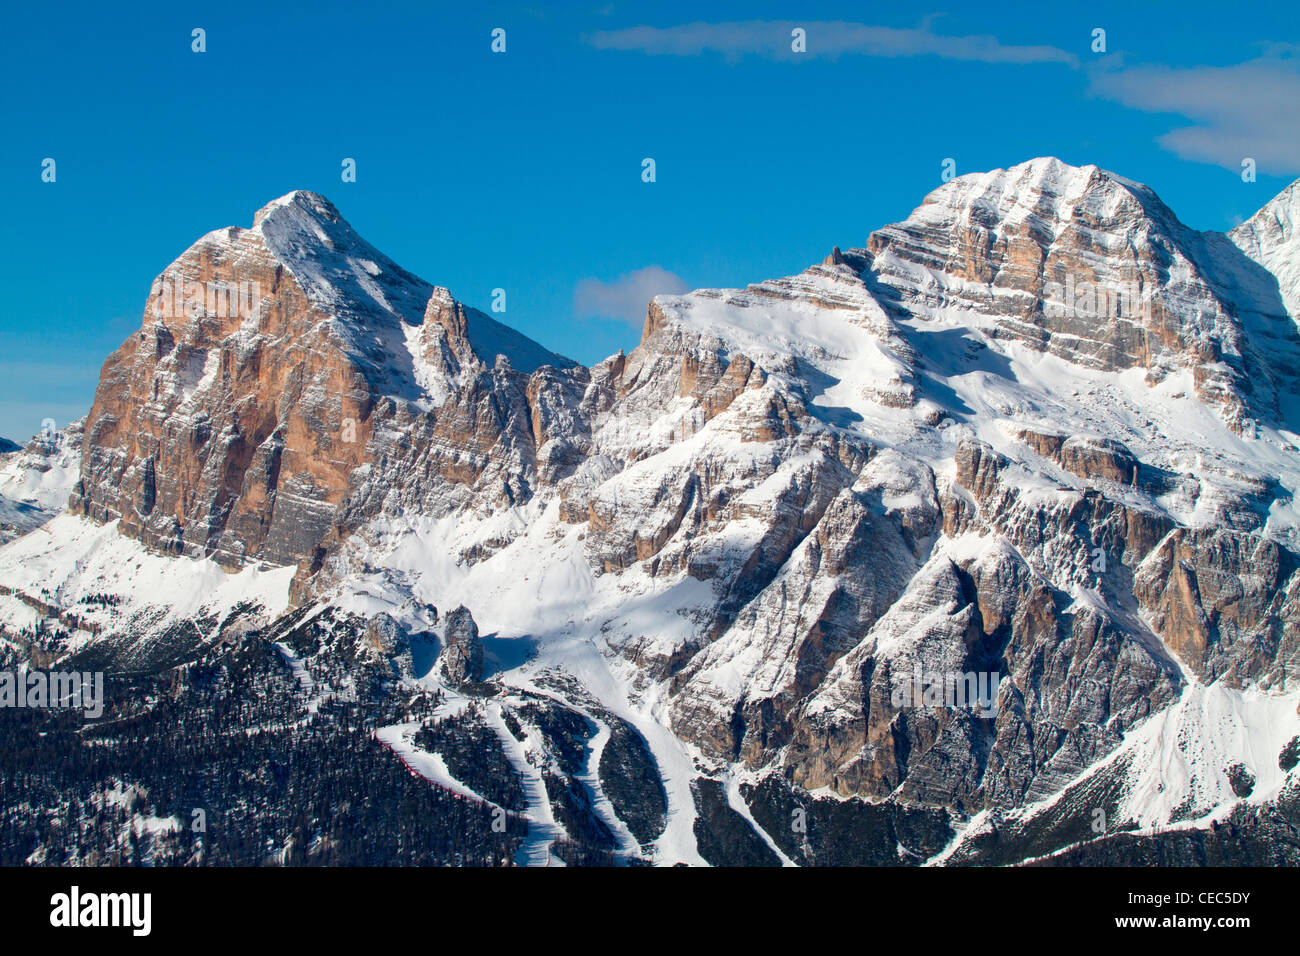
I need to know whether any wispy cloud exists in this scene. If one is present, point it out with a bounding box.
[584,20,1077,66]
[574,266,689,326]
[1090,51,1300,175]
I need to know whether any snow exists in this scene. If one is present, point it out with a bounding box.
[479,702,570,866]
[274,641,323,713]
[401,320,449,407]
[0,514,295,648]
[316,498,721,864]
[462,308,577,376]
[376,721,501,807]
[1117,681,1300,830]
[1231,178,1300,322]
[0,423,82,538]
[942,680,1300,862]
[176,349,219,408]
[724,772,797,866]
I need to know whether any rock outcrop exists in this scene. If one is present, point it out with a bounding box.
[439,605,484,686]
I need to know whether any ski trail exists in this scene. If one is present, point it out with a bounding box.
[725,772,797,866]
[483,702,566,867]
[375,721,498,807]
[572,712,640,856]
[273,641,326,715]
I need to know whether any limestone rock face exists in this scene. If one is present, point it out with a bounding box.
[439,605,483,686]
[363,612,417,677]
[1133,527,1300,686]
[365,613,408,656]
[70,193,422,567]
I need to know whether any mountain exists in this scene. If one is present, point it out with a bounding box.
[70,190,575,569]
[4,161,1300,867]
[0,420,83,545]
[1231,178,1300,322]
[0,438,19,454]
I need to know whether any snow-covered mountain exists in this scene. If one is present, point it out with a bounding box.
[0,419,83,544]
[70,190,575,568]
[4,161,1300,866]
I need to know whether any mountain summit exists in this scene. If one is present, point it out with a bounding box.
[857,158,1300,429]
[71,190,575,567]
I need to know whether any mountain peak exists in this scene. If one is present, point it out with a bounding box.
[73,188,581,566]
[252,190,432,329]
[843,157,1285,428]
[252,189,341,228]
[419,285,577,378]
[1230,176,1300,322]
[914,156,1179,233]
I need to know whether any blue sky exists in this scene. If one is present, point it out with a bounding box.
[1,0,1297,441]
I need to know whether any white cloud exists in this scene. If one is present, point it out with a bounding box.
[585,20,1077,66]
[574,266,689,326]
[1090,54,1300,175]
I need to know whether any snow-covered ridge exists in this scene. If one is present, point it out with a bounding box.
[161,189,574,405]
[253,190,432,337]
[0,420,82,544]
[250,189,573,387]
[0,513,294,657]
[914,157,1179,231]
[1231,177,1300,322]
